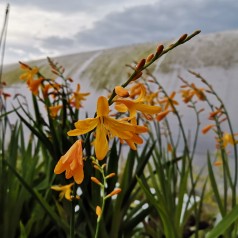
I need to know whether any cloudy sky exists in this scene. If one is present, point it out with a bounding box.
[0,0,238,65]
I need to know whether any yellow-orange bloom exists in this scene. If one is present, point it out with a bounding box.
[68,96,148,160]
[129,83,145,99]
[115,85,161,124]
[49,105,63,118]
[54,140,84,184]
[180,84,206,103]
[70,84,90,109]
[115,86,129,98]
[19,62,39,84]
[27,77,44,95]
[51,183,74,201]
[159,91,178,110]
[209,109,223,120]
[222,132,237,148]
[191,83,206,101]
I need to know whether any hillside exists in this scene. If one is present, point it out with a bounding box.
[2,30,238,88]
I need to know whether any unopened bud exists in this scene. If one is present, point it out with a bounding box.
[198,108,205,113]
[91,177,103,186]
[67,77,74,82]
[178,34,188,43]
[96,206,102,217]
[193,30,201,35]
[106,188,122,198]
[51,69,60,76]
[106,173,116,179]
[146,53,154,63]
[156,110,170,122]
[202,124,214,134]
[135,59,146,71]
[93,165,101,171]
[132,72,143,81]
[156,45,164,56]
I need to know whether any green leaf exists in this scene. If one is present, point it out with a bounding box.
[207,152,225,216]
[3,158,69,232]
[206,205,238,238]
[19,221,28,238]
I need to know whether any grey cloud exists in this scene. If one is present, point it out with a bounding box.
[74,0,238,50]
[40,36,75,49]
[8,0,134,13]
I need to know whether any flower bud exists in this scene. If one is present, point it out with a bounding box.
[156,45,164,56]
[135,59,146,71]
[178,34,187,43]
[146,53,154,63]
[91,177,103,186]
[106,188,122,198]
[96,206,102,217]
[106,173,116,179]
[202,124,214,134]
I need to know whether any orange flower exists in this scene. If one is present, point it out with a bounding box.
[159,91,178,110]
[191,83,206,101]
[181,84,206,103]
[209,109,223,120]
[49,105,63,118]
[70,84,90,109]
[68,96,148,160]
[27,77,44,95]
[115,86,129,98]
[19,62,39,83]
[51,183,74,201]
[54,140,84,184]
[115,85,161,124]
[129,83,145,99]
[222,132,238,148]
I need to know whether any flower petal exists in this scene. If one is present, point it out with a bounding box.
[135,103,161,114]
[54,159,66,174]
[97,96,109,117]
[104,117,135,139]
[95,123,109,160]
[73,166,84,184]
[68,118,98,136]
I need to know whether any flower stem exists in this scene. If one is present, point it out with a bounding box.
[70,183,76,238]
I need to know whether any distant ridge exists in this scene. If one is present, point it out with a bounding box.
[2,29,238,89]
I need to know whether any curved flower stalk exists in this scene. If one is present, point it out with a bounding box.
[90,157,121,238]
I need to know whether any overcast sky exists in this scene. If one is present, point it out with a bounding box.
[0,0,238,64]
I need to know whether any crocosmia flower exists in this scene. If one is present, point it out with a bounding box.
[54,140,84,184]
[68,96,148,160]
[51,183,74,201]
